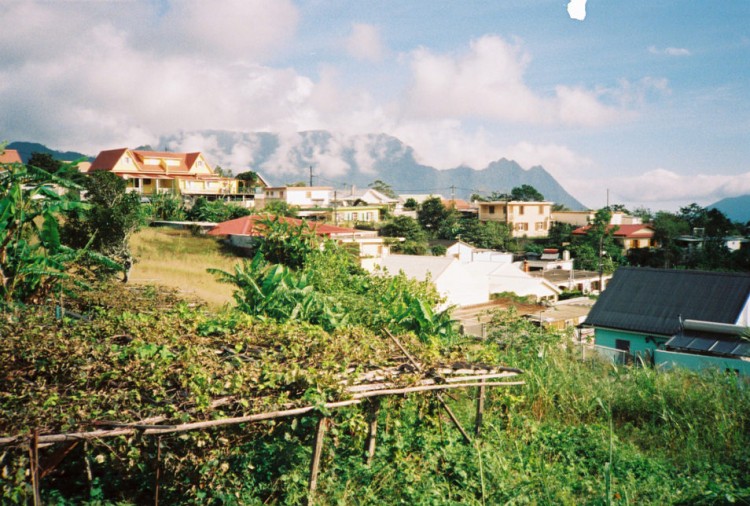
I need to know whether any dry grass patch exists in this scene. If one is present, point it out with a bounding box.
[129,227,242,308]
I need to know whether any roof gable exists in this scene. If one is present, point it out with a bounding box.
[89,148,130,172]
[379,255,456,281]
[586,267,750,336]
[0,149,23,164]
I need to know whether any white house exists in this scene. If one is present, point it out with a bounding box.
[260,186,333,209]
[374,255,490,308]
[464,262,561,302]
[443,241,514,265]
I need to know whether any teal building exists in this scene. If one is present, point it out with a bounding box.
[585,268,750,375]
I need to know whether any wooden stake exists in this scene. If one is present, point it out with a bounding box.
[384,330,473,444]
[475,383,486,437]
[308,417,328,505]
[30,429,41,506]
[436,394,472,444]
[154,436,161,506]
[40,440,79,479]
[365,399,380,466]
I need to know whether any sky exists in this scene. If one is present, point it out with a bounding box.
[1,0,749,211]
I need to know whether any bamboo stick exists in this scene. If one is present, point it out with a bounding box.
[475,383,486,437]
[308,417,328,505]
[30,428,41,506]
[365,399,380,466]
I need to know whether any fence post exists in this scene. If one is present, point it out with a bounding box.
[308,417,328,505]
[365,399,381,466]
[475,383,486,437]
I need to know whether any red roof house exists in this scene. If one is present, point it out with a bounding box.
[572,224,655,251]
[0,149,23,165]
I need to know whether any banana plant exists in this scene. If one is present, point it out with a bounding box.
[0,159,92,305]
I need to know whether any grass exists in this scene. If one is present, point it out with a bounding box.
[129,226,241,308]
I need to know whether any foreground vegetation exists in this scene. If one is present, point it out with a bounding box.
[2,156,749,504]
[2,281,749,504]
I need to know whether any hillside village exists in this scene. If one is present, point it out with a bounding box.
[2,146,750,503]
[5,145,750,376]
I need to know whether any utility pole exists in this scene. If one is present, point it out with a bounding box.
[333,189,338,225]
[309,165,314,187]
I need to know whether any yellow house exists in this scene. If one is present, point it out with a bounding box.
[477,201,553,238]
[88,148,243,197]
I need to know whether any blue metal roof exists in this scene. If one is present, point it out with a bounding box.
[585,267,750,336]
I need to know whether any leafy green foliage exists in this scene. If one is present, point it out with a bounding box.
[146,193,185,221]
[211,252,347,331]
[212,218,456,341]
[368,179,397,199]
[379,215,429,254]
[185,196,252,222]
[0,160,95,305]
[262,199,300,217]
[3,286,749,504]
[570,208,624,272]
[417,196,450,237]
[457,219,509,250]
[510,184,545,201]
[62,171,145,269]
[252,216,318,269]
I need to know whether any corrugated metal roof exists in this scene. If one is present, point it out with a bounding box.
[585,267,750,336]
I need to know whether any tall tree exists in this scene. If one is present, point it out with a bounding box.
[510,184,545,202]
[62,171,144,279]
[417,196,449,236]
[368,179,397,198]
[652,211,689,268]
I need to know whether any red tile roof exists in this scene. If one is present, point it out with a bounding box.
[442,198,473,210]
[90,148,210,175]
[0,149,23,164]
[89,148,129,172]
[207,215,362,238]
[572,224,655,238]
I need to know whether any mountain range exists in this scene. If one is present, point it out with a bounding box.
[708,196,750,224]
[20,133,750,222]
[10,132,590,209]
[158,130,589,210]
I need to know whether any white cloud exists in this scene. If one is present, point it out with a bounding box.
[567,0,587,21]
[648,46,691,56]
[345,23,385,62]
[157,0,299,61]
[404,35,621,126]
[570,168,750,211]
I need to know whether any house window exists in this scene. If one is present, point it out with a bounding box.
[488,205,495,214]
[518,206,525,215]
[133,179,140,188]
[535,222,545,231]
[306,191,312,198]
[143,178,152,184]
[615,339,631,353]
[539,205,544,214]
[515,223,528,231]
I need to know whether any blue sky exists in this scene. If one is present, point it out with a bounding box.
[1,0,748,211]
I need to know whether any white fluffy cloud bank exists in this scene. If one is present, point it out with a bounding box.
[404,36,619,126]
